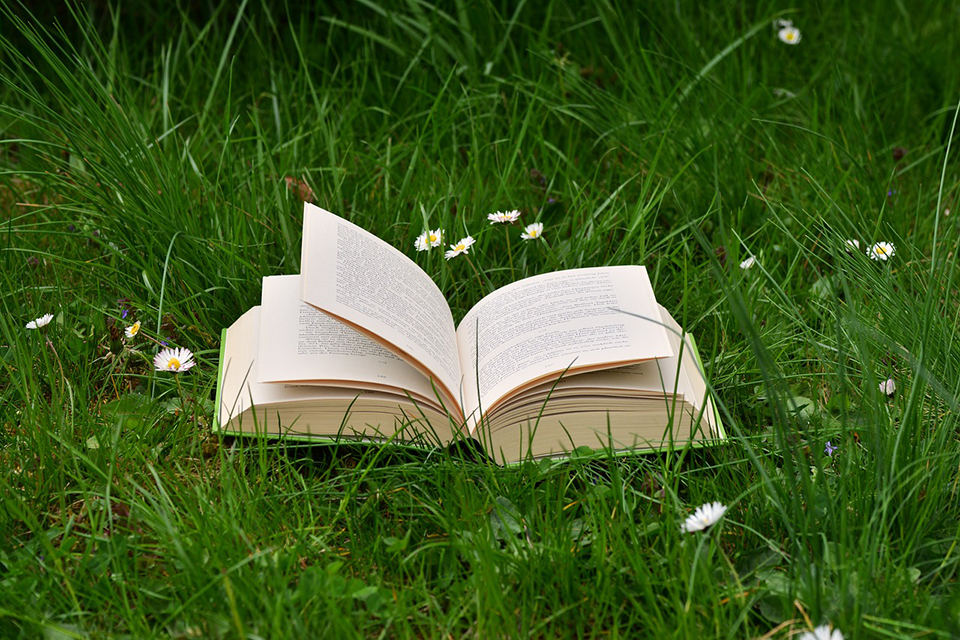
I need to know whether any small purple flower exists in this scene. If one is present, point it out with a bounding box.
[547,197,556,204]
[160,340,169,346]
[121,309,129,319]
[824,441,838,457]
[27,256,40,267]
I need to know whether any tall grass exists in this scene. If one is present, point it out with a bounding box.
[1,1,959,637]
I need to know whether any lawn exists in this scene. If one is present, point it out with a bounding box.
[2,1,959,637]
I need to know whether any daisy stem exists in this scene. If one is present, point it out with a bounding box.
[44,338,66,392]
[464,254,489,293]
[539,236,562,270]
[442,252,464,301]
[173,373,190,422]
[684,528,713,613]
[504,226,515,280]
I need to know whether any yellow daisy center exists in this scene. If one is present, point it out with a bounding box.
[168,357,181,370]
[429,234,438,242]
[129,323,140,336]
[877,247,886,255]
[786,32,795,41]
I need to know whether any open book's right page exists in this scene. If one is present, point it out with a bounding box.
[455,266,673,427]
[538,304,719,438]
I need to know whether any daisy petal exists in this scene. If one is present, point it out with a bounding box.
[153,347,196,373]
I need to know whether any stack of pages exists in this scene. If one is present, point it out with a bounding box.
[216,204,723,464]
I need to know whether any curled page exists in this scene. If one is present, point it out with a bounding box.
[257,275,442,411]
[299,204,463,418]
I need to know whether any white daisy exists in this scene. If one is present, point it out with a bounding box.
[444,236,476,260]
[125,320,141,339]
[153,347,196,373]
[487,210,521,224]
[845,239,860,252]
[879,378,896,396]
[415,229,443,252]
[867,241,896,261]
[778,26,801,45]
[680,501,728,533]
[520,222,544,240]
[25,313,53,330]
[739,256,756,270]
[798,624,844,640]
[776,18,793,28]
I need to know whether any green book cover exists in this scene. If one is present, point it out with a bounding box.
[214,328,227,434]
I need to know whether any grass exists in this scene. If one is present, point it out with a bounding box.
[1,0,959,637]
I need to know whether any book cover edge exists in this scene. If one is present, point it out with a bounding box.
[214,327,228,435]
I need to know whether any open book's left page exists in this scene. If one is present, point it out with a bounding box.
[256,275,445,413]
[299,204,464,420]
[218,306,454,443]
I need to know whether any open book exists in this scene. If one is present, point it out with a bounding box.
[215,204,723,463]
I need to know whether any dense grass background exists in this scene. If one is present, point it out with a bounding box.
[2,1,960,637]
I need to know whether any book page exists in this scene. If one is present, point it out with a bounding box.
[299,204,463,417]
[218,306,454,443]
[456,266,673,426]
[488,305,716,434]
[221,306,360,425]
[218,306,260,428]
[256,275,444,411]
